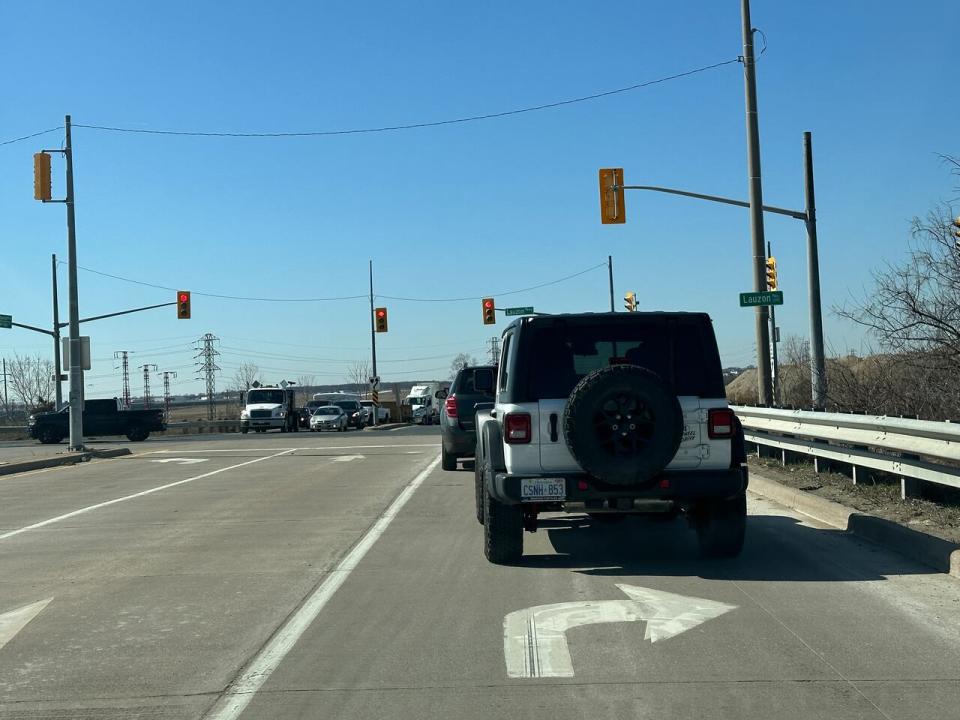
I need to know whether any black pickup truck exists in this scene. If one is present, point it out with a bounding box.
[28,398,166,444]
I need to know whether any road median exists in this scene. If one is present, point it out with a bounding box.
[749,472,960,579]
[0,447,131,477]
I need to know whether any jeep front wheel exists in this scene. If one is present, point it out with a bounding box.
[483,491,522,564]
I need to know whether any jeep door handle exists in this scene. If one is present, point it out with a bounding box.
[549,413,559,442]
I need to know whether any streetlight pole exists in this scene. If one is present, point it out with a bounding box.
[741,0,773,406]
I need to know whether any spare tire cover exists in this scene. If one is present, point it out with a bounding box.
[563,365,682,485]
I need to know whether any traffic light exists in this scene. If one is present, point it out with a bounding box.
[177,291,191,319]
[765,257,778,290]
[598,168,626,224]
[374,307,388,332]
[482,297,496,325]
[34,152,52,201]
[623,291,637,312]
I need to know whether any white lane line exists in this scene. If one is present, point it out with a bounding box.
[0,449,296,542]
[389,426,407,431]
[148,443,436,454]
[205,453,442,720]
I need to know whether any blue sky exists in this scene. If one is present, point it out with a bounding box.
[1,0,958,398]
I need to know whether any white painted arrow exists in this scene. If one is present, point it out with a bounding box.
[0,598,53,652]
[149,458,209,465]
[503,584,737,678]
[331,455,365,463]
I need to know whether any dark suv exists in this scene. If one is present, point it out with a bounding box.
[440,365,497,471]
[474,312,747,564]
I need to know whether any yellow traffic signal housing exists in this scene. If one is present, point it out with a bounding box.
[34,152,52,201]
[177,291,191,319]
[766,257,778,290]
[374,307,389,332]
[482,298,496,325]
[598,168,625,224]
[623,291,637,312]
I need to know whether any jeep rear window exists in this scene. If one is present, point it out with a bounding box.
[524,319,723,399]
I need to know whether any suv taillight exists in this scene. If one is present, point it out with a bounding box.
[708,408,735,439]
[444,395,458,417]
[504,413,531,444]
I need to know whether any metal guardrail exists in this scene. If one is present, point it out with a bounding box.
[732,406,960,493]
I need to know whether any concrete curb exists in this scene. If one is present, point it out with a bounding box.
[749,472,960,579]
[0,447,132,476]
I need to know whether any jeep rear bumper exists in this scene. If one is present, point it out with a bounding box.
[489,468,748,508]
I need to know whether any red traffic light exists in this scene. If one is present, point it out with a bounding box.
[376,309,386,318]
[176,290,191,320]
[481,297,496,325]
[483,299,493,309]
[374,306,389,332]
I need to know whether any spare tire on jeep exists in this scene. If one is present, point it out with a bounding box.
[563,365,682,486]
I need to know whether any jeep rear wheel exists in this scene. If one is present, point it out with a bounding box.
[483,491,522,564]
[564,365,682,486]
[696,492,747,558]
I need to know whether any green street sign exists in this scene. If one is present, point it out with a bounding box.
[0,314,11,329]
[739,291,783,307]
[504,306,535,316]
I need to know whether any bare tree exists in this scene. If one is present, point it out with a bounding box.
[232,362,261,391]
[5,353,54,410]
[346,360,371,389]
[296,374,316,390]
[449,352,478,379]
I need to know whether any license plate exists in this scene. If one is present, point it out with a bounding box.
[520,478,566,502]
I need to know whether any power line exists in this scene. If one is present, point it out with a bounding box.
[66,59,739,140]
[0,126,63,147]
[70,260,606,303]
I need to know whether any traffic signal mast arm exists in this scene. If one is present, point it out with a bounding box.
[62,301,177,328]
[614,183,807,221]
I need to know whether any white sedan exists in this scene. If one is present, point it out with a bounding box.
[310,406,348,432]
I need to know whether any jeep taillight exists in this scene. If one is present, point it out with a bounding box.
[444,395,458,418]
[708,408,735,439]
[504,413,531,443]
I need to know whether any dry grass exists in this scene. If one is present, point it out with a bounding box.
[749,455,960,544]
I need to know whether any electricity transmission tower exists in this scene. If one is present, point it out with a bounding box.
[488,336,500,365]
[194,333,221,420]
[114,351,131,408]
[162,371,177,416]
[140,364,158,409]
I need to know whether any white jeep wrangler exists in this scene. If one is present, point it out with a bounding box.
[474,311,747,564]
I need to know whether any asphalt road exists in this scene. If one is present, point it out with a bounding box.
[1,425,959,719]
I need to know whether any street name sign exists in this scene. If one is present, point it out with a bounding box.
[739,291,783,307]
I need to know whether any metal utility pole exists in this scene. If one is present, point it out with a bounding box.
[162,371,177,416]
[741,0,773,406]
[368,260,379,427]
[804,131,827,408]
[51,254,63,410]
[114,351,131,408]
[195,334,221,420]
[140,364,157,409]
[64,115,85,449]
[767,240,780,405]
[1,359,8,415]
[607,255,615,312]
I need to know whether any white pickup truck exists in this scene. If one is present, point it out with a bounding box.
[360,400,390,424]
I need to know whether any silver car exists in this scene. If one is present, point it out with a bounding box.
[310,406,348,432]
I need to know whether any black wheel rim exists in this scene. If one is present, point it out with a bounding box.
[592,391,656,456]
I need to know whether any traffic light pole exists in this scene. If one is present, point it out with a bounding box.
[52,254,62,410]
[368,260,378,427]
[607,255,615,312]
[804,131,827,409]
[63,115,85,451]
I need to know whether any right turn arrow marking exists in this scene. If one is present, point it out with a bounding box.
[0,597,53,652]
